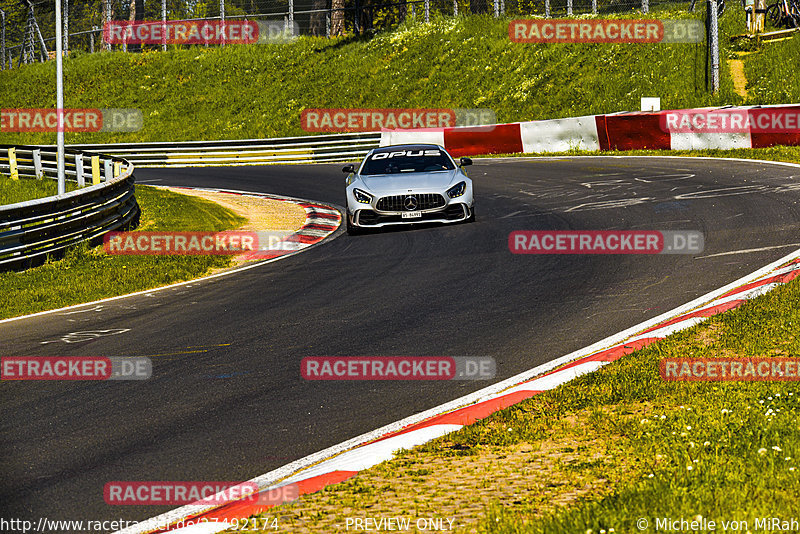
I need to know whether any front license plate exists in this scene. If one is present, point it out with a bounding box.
[402,212,422,219]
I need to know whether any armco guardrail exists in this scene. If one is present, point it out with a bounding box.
[0,144,140,270]
[61,132,382,168]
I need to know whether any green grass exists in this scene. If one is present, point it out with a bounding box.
[468,274,800,533]
[0,175,81,204]
[0,8,797,146]
[0,183,245,320]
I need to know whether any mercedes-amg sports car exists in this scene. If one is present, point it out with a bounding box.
[343,144,475,234]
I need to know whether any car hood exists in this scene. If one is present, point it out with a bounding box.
[358,170,462,195]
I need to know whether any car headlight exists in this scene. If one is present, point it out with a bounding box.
[353,188,373,204]
[447,181,467,199]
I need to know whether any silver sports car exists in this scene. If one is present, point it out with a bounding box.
[343,144,475,235]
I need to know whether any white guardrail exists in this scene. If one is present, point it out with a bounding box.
[60,132,383,167]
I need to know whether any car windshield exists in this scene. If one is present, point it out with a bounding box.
[360,149,455,175]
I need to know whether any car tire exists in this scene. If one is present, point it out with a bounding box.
[346,215,361,236]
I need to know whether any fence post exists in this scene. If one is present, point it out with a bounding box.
[162,0,167,51]
[90,27,95,53]
[220,0,225,47]
[91,155,101,184]
[494,0,499,17]
[103,160,113,182]
[33,149,42,179]
[64,0,69,52]
[642,0,649,13]
[75,154,84,186]
[9,147,18,180]
[453,0,458,16]
[545,0,550,18]
[425,0,430,22]
[709,0,720,93]
[104,0,111,51]
[567,0,573,15]
[289,0,294,36]
[1,9,5,71]
[592,0,597,14]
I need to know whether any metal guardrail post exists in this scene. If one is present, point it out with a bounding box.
[567,0,573,16]
[103,159,113,182]
[545,0,550,18]
[494,0,499,17]
[75,153,84,186]
[425,0,430,22]
[593,0,598,14]
[642,0,649,13]
[453,0,458,16]
[289,0,295,36]
[91,155,101,184]
[33,149,42,179]
[9,147,18,180]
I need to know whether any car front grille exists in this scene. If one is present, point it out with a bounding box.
[376,193,446,212]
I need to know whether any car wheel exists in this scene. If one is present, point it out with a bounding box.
[346,215,361,236]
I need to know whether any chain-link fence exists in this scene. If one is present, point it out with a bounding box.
[0,0,683,69]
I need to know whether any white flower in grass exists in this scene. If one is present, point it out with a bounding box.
[687,465,694,471]
[690,442,696,448]
[648,473,654,478]
[693,459,699,463]
[790,467,796,472]
[768,396,773,400]
[681,432,688,437]
[660,415,666,420]
[721,409,730,414]
[601,530,606,534]
[786,457,792,461]
[609,529,615,533]
[640,419,649,424]
[686,426,692,430]
[758,448,768,455]
[704,441,711,446]
[772,446,783,452]
[760,400,765,404]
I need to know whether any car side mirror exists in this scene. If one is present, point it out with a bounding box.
[342,164,355,173]
[459,157,472,167]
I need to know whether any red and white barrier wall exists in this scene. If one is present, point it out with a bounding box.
[380,104,800,156]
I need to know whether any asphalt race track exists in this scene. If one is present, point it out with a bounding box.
[1,156,799,529]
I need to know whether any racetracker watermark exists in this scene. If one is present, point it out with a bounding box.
[509,19,703,43]
[509,230,703,254]
[1,357,151,380]
[300,108,497,132]
[0,108,142,132]
[661,358,800,381]
[104,481,298,506]
[103,20,297,44]
[301,357,496,380]
[661,108,800,133]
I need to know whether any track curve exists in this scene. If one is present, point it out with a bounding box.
[1,156,799,528]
